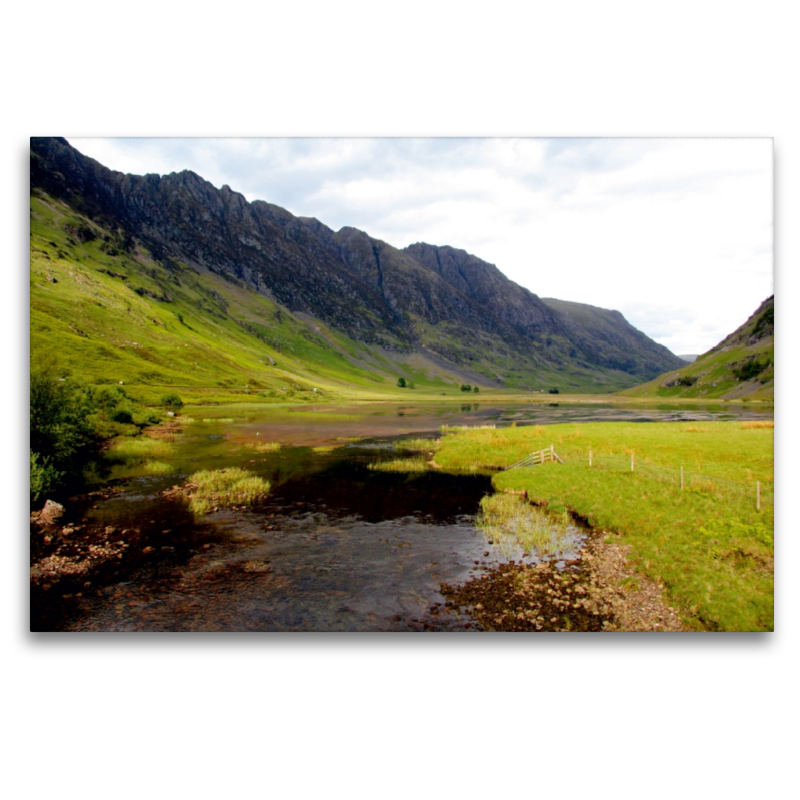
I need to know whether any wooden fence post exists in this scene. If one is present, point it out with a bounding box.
[680,466,684,490]
[756,481,761,511]
[550,444,554,463]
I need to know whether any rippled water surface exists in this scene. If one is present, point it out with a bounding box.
[41,400,772,632]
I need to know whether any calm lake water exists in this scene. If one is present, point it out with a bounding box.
[39,401,773,632]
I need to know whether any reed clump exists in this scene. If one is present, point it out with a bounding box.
[368,457,429,473]
[395,437,441,452]
[477,493,573,559]
[181,467,270,515]
[245,441,281,453]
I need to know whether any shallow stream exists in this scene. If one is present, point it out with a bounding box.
[34,401,773,632]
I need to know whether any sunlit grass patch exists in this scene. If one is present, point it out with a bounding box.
[477,493,575,559]
[368,457,429,473]
[108,435,174,464]
[312,445,337,454]
[742,420,773,429]
[202,417,235,424]
[181,467,270,515]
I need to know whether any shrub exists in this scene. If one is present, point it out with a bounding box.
[111,408,134,424]
[160,392,184,411]
[549,388,560,394]
[30,368,95,500]
[460,384,472,392]
[30,451,62,502]
[473,386,480,393]
[733,359,770,382]
[397,377,406,388]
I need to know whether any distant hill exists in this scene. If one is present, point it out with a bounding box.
[30,137,685,395]
[620,296,774,400]
[678,354,699,362]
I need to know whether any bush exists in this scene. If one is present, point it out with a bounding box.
[160,392,184,411]
[733,359,770,382]
[473,386,480,393]
[549,388,560,394]
[111,408,134,424]
[30,451,62,502]
[30,368,96,501]
[460,384,472,392]
[397,377,406,388]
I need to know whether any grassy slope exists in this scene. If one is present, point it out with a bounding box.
[30,192,471,403]
[619,298,774,401]
[435,422,774,631]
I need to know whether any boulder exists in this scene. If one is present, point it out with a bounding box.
[40,499,65,525]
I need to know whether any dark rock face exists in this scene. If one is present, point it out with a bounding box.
[30,137,685,385]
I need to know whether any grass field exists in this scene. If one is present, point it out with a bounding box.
[435,421,774,631]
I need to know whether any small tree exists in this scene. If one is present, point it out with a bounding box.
[397,377,406,388]
[460,384,472,392]
[473,386,480,393]
[549,388,560,394]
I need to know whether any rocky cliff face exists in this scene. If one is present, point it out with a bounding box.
[30,137,685,388]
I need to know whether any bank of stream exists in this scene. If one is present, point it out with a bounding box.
[30,401,772,632]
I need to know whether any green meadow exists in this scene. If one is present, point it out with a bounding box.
[435,421,774,631]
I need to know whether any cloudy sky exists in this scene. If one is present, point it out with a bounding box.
[70,137,772,355]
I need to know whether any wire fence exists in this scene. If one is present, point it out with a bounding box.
[584,450,773,510]
[508,446,773,511]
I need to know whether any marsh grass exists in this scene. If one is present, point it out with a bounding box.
[436,421,774,631]
[244,441,281,453]
[182,467,270,515]
[477,493,573,559]
[108,436,174,465]
[368,457,429,473]
[396,437,441,452]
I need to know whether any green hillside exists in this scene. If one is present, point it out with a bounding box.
[30,191,426,404]
[619,296,774,401]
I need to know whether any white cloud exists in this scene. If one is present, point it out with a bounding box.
[68,137,773,354]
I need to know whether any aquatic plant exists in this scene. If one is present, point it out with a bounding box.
[477,493,573,559]
[245,441,281,453]
[368,457,429,473]
[181,467,270,515]
[395,437,441,452]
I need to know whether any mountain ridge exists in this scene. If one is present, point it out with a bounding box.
[30,137,685,393]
